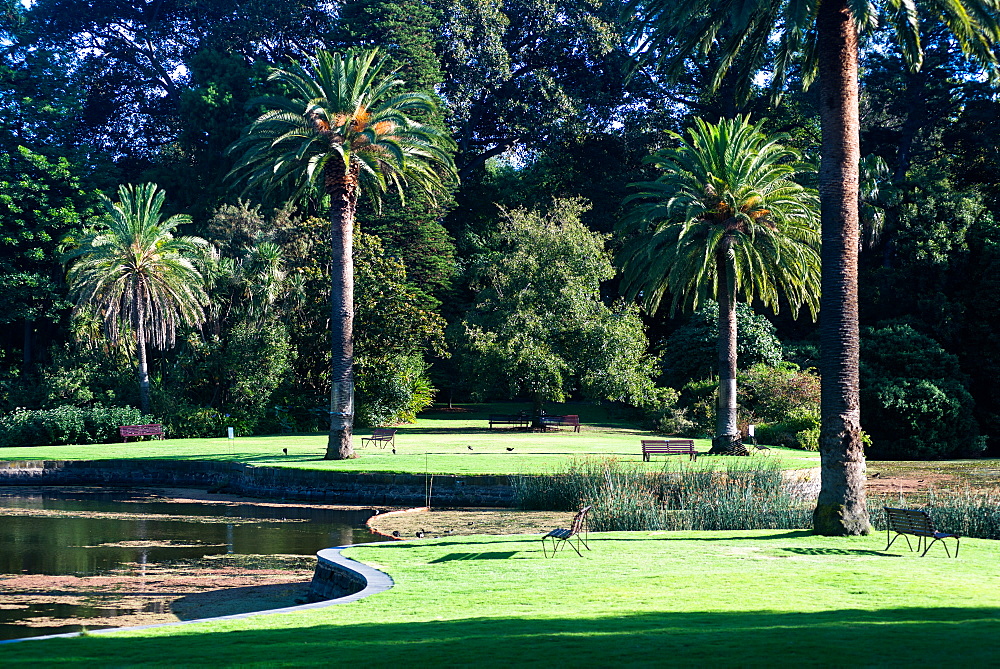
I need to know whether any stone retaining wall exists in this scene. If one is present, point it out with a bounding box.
[0,459,515,506]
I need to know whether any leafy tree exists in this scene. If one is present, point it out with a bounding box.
[861,323,981,459]
[619,116,820,453]
[454,198,659,408]
[630,0,1000,535]
[227,49,457,459]
[64,183,208,413]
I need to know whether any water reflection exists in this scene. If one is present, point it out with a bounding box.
[0,487,383,640]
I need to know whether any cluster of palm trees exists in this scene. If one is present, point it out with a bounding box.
[66,0,1000,535]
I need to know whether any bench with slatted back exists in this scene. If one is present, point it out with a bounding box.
[539,415,582,432]
[642,439,698,462]
[361,428,396,449]
[488,414,531,429]
[119,424,164,442]
[542,505,592,557]
[884,507,960,557]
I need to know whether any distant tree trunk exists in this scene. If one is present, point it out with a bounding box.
[325,165,359,460]
[711,246,739,453]
[814,0,870,535]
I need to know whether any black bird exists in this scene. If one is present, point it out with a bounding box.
[391,530,401,538]
[467,445,473,450]
[506,447,514,452]
[871,472,880,478]
[416,530,425,538]
[282,448,288,456]
[392,448,396,455]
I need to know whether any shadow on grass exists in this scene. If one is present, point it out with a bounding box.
[429,551,520,563]
[781,547,896,557]
[6,607,1000,665]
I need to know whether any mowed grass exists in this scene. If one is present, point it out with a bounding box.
[0,403,820,475]
[3,530,999,667]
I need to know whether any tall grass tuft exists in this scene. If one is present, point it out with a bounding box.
[869,488,1000,540]
[512,457,811,531]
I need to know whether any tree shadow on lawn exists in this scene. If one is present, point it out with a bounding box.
[12,607,1000,665]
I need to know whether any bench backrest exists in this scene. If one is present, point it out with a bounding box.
[570,505,592,535]
[372,428,397,437]
[563,415,580,424]
[885,507,936,536]
[120,424,162,436]
[642,439,695,451]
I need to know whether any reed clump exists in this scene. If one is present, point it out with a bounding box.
[511,457,811,531]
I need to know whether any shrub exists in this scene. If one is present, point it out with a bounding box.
[754,408,821,450]
[0,405,155,447]
[861,323,981,459]
[164,405,229,438]
[512,457,811,531]
[355,354,436,427]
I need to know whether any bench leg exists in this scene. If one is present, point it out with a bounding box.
[885,530,914,553]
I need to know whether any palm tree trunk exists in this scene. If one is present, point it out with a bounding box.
[325,166,359,460]
[711,247,739,453]
[134,292,151,415]
[814,0,870,535]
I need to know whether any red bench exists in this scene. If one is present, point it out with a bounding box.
[641,439,698,461]
[119,424,164,442]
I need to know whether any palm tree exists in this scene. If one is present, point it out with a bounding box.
[226,49,457,460]
[628,0,1000,534]
[620,116,820,451]
[65,183,208,414]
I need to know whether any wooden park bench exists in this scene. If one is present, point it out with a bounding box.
[884,507,960,557]
[641,439,698,462]
[542,505,592,558]
[540,415,581,432]
[119,424,164,442]
[488,414,531,430]
[361,428,396,449]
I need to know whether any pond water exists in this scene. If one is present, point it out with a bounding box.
[0,487,383,641]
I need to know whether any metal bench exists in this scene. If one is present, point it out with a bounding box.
[641,439,698,461]
[488,414,531,429]
[361,428,396,449]
[119,424,164,441]
[884,507,960,557]
[542,506,592,557]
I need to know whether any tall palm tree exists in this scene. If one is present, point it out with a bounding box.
[65,183,208,414]
[629,0,1000,534]
[619,116,820,450]
[226,49,457,460]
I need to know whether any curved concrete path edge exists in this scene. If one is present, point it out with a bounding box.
[0,543,394,646]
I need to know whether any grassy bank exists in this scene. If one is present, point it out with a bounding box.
[3,529,999,666]
[0,403,819,475]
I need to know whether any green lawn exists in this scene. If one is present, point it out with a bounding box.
[3,529,998,666]
[0,403,820,475]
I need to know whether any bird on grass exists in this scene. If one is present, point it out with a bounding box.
[467,445,473,451]
[391,530,401,538]
[282,448,288,456]
[506,447,514,452]
[392,448,396,455]
[416,530,425,538]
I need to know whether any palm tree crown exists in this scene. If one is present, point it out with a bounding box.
[65,182,208,412]
[227,48,457,202]
[620,116,820,317]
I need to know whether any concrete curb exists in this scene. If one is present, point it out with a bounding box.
[0,543,393,646]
